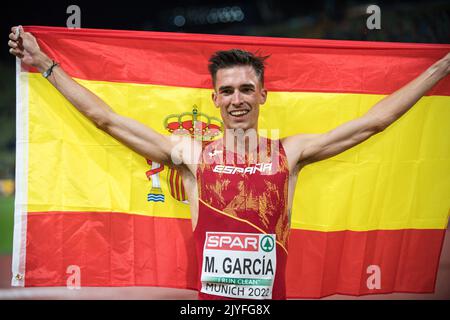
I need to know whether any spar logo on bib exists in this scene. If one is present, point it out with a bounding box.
[205,233,259,251]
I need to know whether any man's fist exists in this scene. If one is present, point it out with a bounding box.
[8,26,46,69]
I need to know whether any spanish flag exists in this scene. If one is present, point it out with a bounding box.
[13,26,450,298]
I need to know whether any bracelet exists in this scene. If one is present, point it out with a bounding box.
[42,60,59,78]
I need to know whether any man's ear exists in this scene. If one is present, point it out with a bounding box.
[259,88,268,105]
[212,91,219,108]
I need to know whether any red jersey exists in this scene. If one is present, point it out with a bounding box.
[194,136,290,300]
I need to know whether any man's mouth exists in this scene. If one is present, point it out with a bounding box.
[228,109,250,117]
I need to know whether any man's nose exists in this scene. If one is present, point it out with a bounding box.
[231,91,243,105]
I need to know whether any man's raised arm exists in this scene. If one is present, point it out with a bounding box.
[8,26,181,166]
[283,52,450,168]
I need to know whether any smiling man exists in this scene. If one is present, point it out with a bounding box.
[8,25,450,300]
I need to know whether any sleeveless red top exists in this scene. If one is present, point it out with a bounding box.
[194,136,290,300]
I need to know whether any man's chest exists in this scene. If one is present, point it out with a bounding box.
[197,162,288,215]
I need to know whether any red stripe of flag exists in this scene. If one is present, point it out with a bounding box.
[24,26,450,95]
[24,211,445,298]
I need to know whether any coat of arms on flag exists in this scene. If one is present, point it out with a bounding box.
[146,107,223,203]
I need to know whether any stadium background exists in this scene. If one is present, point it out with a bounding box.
[0,0,449,299]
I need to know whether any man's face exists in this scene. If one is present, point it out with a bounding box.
[212,66,267,131]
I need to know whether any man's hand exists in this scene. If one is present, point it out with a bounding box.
[8,25,50,71]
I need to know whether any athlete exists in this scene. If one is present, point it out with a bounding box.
[8,25,449,300]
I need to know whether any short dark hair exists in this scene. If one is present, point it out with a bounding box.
[208,49,270,87]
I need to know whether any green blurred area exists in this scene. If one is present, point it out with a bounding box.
[0,196,14,254]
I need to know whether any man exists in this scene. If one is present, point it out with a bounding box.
[8,25,449,300]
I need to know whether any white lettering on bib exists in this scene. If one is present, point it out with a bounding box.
[200,232,276,299]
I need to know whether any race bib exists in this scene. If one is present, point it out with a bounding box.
[200,232,277,300]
